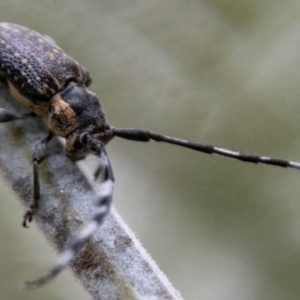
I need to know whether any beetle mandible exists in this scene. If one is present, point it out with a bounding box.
[0,22,300,288]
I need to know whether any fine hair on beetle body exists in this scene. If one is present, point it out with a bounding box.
[0,22,300,288]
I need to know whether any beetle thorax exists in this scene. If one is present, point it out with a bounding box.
[46,93,79,137]
[46,82,108,138]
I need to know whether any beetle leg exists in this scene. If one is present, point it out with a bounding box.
[0,71,7,83]
[0,108,36,122]
[23,132,53,228]
[24,143,114,288]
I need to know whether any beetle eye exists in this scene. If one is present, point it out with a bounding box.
[73,137,85,150]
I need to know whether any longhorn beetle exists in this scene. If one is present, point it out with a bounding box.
[0,22,300,288]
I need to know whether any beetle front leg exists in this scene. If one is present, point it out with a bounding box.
[23,133,53,228]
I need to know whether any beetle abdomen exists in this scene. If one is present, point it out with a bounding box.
[0,23,92,105]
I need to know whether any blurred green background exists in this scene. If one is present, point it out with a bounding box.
[1,1,300,299]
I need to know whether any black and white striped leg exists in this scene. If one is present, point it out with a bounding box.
[113,128,300,170]
[24,147,114,289]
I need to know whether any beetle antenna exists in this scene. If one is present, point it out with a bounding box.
[113,128,300,170]
[24,145,114,289]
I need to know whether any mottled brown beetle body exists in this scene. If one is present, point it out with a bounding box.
[0,23,109,148]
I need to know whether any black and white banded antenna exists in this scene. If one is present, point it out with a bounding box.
[112,128,300,170]
[25,147,114,289]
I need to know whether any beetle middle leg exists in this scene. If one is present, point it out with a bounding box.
[0,108,36,122]
[23,132,53,228]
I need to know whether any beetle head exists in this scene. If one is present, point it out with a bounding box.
[65,125,113,161]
